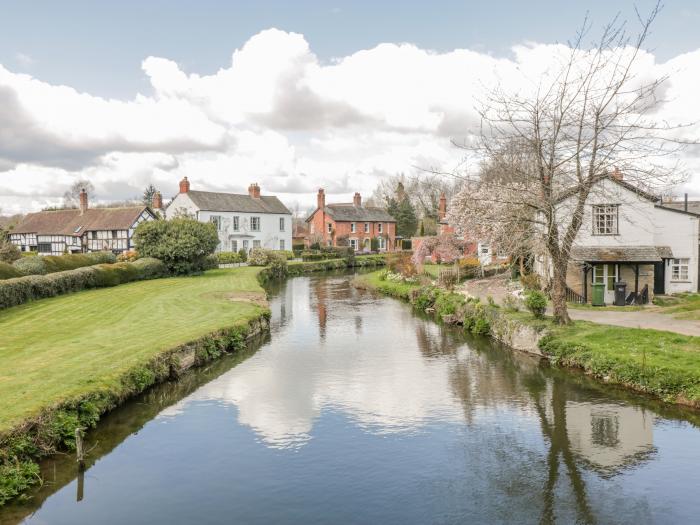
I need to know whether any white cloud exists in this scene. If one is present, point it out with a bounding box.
[0,29,699,214]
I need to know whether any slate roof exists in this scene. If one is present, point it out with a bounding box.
[320,204,396,222]
[12,207,151,236]
[658,201,700,216]
[555,173,660,204]
[186,190,291,215]
[570,245,673,263]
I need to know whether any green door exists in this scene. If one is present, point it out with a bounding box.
[592,264,618,304]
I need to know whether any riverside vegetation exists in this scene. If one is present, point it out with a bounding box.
[354,269,700,410]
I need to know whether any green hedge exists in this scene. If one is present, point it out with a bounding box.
[12,251,117,276]
[0,257,167,310]
[0,263,22,280]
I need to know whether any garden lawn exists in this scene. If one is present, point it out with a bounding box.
[0,267,266,433]
[352,270,420,300]
[654,292,700,320]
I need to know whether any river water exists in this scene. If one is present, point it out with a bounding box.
[3,272,700,525]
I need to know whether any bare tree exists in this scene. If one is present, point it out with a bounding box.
[448,4,690,324]
[63,179,95,208]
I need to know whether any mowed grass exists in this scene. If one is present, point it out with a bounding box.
[654,293,700,320]
[0,267,266,433]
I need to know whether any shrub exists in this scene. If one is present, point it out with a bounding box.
[267,252,288,279]
[117,250,139,262]
[386,251,417,278]
[131,257,168,279]
[12,251,117,276]
[434,291,465,317]
[133,218,219,275]
[502,293,520,312]
[0,262,22,280]
[217,251,242,264]
[520,273,541,291]
[13,256,48,276]
[238,248,248,263]
[202,255,218,271]
[248,247,270,266]
[525,290,548,318]
[0,239,20,263]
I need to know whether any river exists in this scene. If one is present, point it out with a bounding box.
[2,272,700,524]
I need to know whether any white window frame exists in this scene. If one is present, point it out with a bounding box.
[378,236,386,250]
[233,216,240,231]
[349,238,358,250]
[279,217,285,231]
[242,240,249,251]
[351,222,356,233]
[280,239,285,250]
[592,205,619,235]
[671,258,690,282]
[232,240,238,252]
[327,223,332,234]
[210,215,223,231]
[250,216,261,232]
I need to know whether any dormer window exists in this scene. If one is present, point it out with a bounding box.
[592,205,619,235]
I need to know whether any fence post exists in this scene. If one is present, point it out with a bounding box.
[75,427,85,471]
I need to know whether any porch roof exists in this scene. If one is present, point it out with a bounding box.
[570,245,673,263]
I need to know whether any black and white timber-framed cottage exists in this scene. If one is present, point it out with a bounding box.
[9,189,159,255]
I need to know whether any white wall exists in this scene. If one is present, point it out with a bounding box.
[166,193,292,252]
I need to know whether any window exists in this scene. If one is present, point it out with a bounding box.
[251,217,260,232]
[364,222,369,233]
[242,240,249,251]
[350,238,358,250]
[592,205,619,235]
[232,240,238,252]
[671,258,690,281]
[378,223,383,233]
[592,264,618,291]
[253,240,261,248]
[378,237,386,250]
[327,223,332,234]
[351,222,356,233]
[91,231,97,240]
[280,239,285,250]
[480,245,490,254]
[279,218,285,231]
[38,243,52,253]
[210,216,222,231]
[111,230,118,239]
[233,216,240,231]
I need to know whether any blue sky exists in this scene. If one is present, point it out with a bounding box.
[1,0,697,98]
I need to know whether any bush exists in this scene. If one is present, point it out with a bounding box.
[131,257,168,279]
[248,247,270,266]
[117,250,139,262]
[12,251,117,276]
[386,251,417,278]
[13,256,48,276]
[0,239,20,263]
[0,262,22,280]
[238,248,248,263]
[133,218,219,275]
[525,290,548,318]
[267,252,288,279]
[520,273,541,291]
[217,251,242,264]
[502,293,520,312]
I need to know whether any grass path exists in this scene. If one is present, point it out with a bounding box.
[0,267,266,433]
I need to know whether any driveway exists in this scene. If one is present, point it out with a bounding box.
[461,274,700,337]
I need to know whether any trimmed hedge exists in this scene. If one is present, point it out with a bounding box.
[12,251,117,276]
[0,263,22,280]
[0,257,168,310]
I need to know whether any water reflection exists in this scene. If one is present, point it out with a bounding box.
[3,273,700,525]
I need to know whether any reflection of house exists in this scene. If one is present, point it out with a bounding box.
[306,189,396,251]
[9,190,157,255]
[566,402,654,474]
[165,177,292,253]
[534,171,700,304]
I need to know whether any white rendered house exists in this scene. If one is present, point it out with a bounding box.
[534,172,700,304]
[165,178,292,253]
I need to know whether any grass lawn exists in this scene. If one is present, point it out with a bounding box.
[653,293,700,320]
[352,270,421,300]
[0,267,266,433]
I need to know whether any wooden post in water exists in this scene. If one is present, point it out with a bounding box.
[75,428,85,471]
[77,470,85,502]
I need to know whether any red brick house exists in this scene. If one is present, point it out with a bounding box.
[306,189,397,251]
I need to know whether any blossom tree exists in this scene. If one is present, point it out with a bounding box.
[412,234,464,265]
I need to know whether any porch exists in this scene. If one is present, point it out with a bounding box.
[568,246,673,306]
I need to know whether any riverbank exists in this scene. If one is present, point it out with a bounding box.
[0,267,270,505]
[353,270,700,409]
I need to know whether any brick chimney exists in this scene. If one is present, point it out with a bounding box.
[438,192,447,221]
[317,188,326,210]
[79,188,88,215]
[179,176,190,193]
[248,183,261,199]
[353,192,362,207]
[611,167,623,181]
[152,191,163,210]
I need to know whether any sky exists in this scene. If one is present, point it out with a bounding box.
[0,0,699,214]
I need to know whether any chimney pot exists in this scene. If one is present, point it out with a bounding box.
[353,192,362,207]
[248,183,261,199]
[79,188,88,215]
[179,176,190,193]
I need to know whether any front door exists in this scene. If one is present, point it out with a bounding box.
[653,261,665,295]
[592,264,618,304]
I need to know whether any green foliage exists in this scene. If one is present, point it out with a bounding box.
[387,196,418,238]
[217,251,242,264]
[0,262,22,280]
[0,238,20,264]
[0,460,40,505]
[370,237,379,251]
[267,252,288,279]
[133,218,219,275]
[502,294,520,312]
[525,290,548,318]
[12,251,116,276]
[248,247,270,266]
[238,248,248,263]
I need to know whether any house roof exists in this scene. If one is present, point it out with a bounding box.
[555,174,660,204]
[657,201,700,216]
[12,207,151,236]
[570,245,673,263]
[185,190,291,215]
[307,204,396,223]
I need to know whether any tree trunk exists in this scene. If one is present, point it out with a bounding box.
[551,258,571,324]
